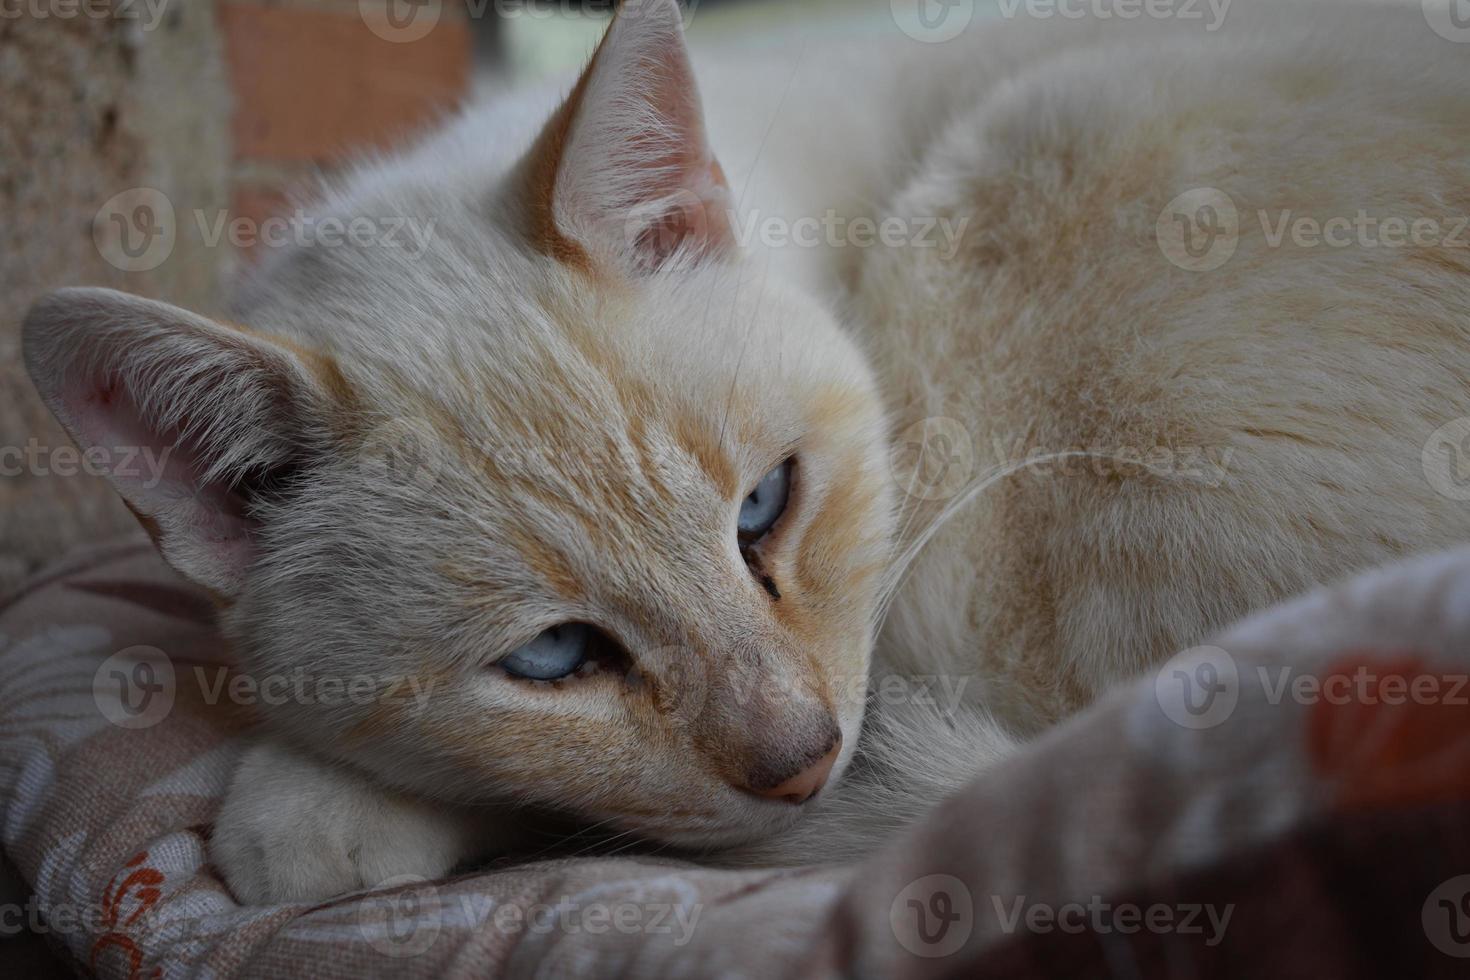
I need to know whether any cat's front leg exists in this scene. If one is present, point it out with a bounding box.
[211,739,498,905]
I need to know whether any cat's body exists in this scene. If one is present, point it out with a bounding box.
[22,0,1470,900]
[865,3,1470,729]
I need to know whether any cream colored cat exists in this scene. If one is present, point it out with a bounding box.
[22,0,1470,901]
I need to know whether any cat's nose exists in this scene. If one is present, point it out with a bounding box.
[740,736,841,805]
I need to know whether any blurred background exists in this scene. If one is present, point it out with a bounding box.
[0,0,949,600]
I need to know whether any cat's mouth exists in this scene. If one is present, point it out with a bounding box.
[566,729,857,853]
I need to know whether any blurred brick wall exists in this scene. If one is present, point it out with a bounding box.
[218,0,473,260]
[0,0,474,594]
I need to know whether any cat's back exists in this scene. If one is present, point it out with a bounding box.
[865,2,1470,731]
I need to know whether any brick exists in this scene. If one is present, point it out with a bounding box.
[219,1,471,164]
[229,181,294,262]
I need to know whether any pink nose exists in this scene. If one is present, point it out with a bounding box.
[744,740,841,804]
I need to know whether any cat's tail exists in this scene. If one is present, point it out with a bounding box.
[717,694,1017,867]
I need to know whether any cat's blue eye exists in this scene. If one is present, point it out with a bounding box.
[500,624,591,681]
[738,459,793,541]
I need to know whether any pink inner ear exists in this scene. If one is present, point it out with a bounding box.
[63,370,256,573]
[627,155,733,269]
[550,4,735,269]
[613,65,733,265]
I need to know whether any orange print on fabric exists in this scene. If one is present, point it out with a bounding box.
[91,850,165,980]
[1306,654,1470,811]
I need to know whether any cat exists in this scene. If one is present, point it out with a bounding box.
[22,0,1470,902]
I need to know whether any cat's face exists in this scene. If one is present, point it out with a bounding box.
[23,0,895,849]
[234,263,891,848]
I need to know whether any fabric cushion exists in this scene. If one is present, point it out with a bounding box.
[3,536,1469,977]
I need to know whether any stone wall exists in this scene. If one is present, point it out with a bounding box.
[0,0,474,594]
[0,3,228,591]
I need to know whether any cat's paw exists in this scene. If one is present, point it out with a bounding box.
[211,740,474,905]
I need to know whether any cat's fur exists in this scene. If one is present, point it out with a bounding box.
[22,0,1470,901]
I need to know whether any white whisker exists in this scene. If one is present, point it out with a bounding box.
[874,450,1203,632]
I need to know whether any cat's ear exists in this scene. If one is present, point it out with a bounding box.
[516,0,734,273]
[23,287,334,598]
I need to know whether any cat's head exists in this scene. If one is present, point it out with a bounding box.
[24,0,895,849]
